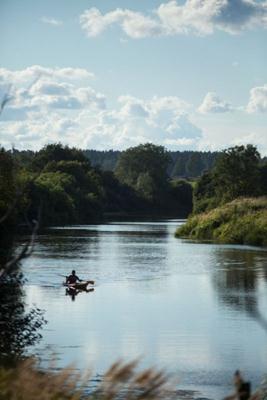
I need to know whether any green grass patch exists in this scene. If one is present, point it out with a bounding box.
[175,197,267,246]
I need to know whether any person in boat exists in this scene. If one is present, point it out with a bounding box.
[66,270,82,285]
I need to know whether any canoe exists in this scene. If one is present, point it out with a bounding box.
[64,280,94,290]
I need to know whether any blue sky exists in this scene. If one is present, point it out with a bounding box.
[0,0,267,153]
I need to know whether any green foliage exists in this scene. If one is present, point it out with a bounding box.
[171,156,186,177]
[213,144,261,202]
[0,148,29,240]
[86,149,219,178]
[0,272,45,366]
[1,143,193,228]
[176,144,267,246]
[193,171,217,213]
[115,143,170,204]
[32,172,76,225]
[114,143,192,215]
[259,162,267,195]
[169,179,193,215]
[32,143,89,171]
[99,170,149,214]
[85,149,120,171]
[176,197,267,246]
[192,145,265,214]
[186,153,205,177]
[0,149,17,217]
[136,172,155,202]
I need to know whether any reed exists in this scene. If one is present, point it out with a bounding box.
[0,358,174,400]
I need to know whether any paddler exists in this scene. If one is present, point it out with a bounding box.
[66,270,81,285]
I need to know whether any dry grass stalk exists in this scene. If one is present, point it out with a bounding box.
[0,357,174,400]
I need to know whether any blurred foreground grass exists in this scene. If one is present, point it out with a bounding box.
[0,358,175,400]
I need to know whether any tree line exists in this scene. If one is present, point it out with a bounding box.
[85,149,218,178]
[193,144,267,213]
[0,143,193,234]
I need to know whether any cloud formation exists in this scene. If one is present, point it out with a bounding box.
[41,17,63,26]
[0,66,102,119]
[247,84,267,113]
[1,66,266,153]
[0,66,203,150]
[198,92,233,113]
[80,0,267,39]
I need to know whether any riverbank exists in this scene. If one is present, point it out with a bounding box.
[175,197,267,246]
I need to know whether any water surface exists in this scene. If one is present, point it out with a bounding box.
[22,219,267,399]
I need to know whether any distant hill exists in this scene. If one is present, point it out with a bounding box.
[85,149,219,178]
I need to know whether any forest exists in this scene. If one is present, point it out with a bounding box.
[0,143,193,236]
[2,142,267,245]
[85,149,218,178]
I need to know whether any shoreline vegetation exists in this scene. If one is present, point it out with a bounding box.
[0,143,193,239]
[1,142,267,398]
[175,197,267,247]
[0,358,172,400]
[175,145,267,247]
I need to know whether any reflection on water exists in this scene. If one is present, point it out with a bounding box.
[65,287,95,302]
[22,219,267,399]
[212,248,267,333]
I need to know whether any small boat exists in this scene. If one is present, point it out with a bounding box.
[64,280,94,290]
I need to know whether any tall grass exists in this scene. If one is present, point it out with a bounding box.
[175,197,267,246]
[0,358,174,400]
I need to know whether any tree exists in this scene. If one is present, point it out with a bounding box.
[186,153,205,177]
[115,143,170,203]
[193,171,217,213]
[0,269,45,366]
[32,143,90,171]
[259,162,267,195]
[0,148,16,219]
[213,144,261,202]
[172,156,186,177]
[169,179,193,215]
[192,144,263,214]
[136,172,155,202]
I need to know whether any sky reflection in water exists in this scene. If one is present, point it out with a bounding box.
[22,220,267,399]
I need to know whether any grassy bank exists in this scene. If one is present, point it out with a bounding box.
[175,197,267,246]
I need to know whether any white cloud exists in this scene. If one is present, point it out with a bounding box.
[80,8,163,39]
[71,95,201,150]
[247,84,267,113]
[80,0,267,39]
[41,17,63,27]
[230,131,267,155]
[0,67,202,150]
[0,66,104,120]
[30,80,71,97]
[0,65,94,87]
[198,92,233,113]
[2,65,266,154]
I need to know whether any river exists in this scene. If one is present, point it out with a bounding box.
[22,219,267,399]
